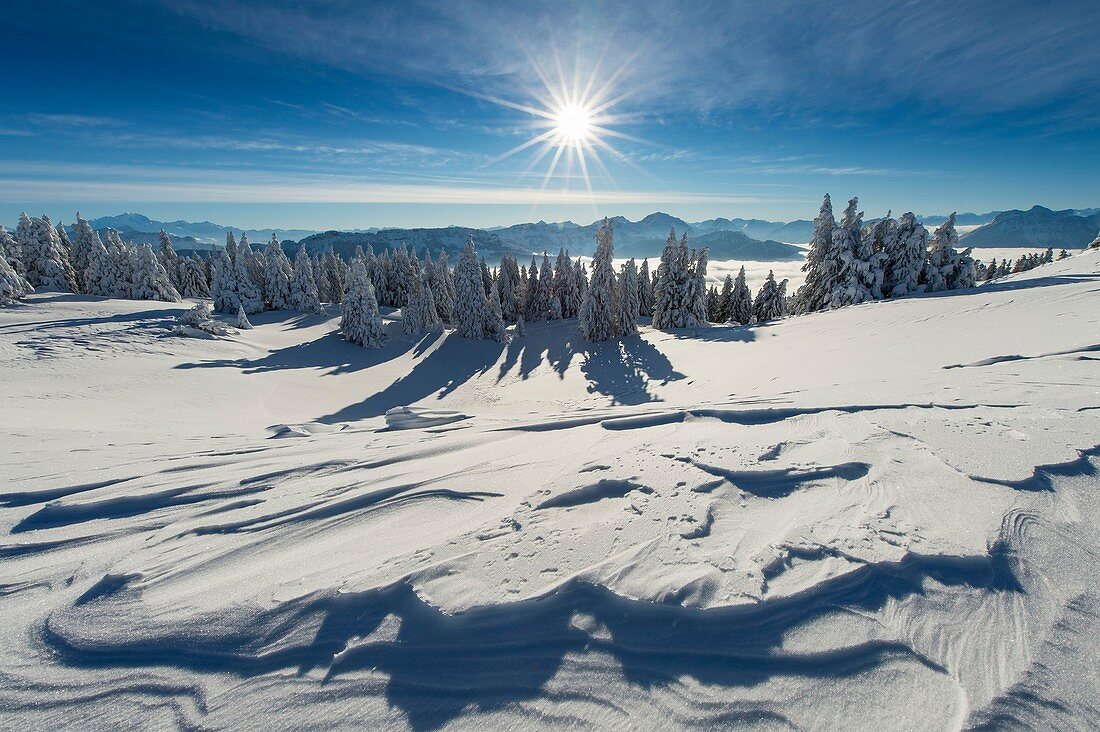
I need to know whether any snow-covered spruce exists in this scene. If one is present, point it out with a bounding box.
[453,238,493,340]
[233,244,264,314]
[130,243,181,302]
[530,252,554,321]
[236,304,253,330]
[1,224,26,278]
[289,246,323,314]
[433,248,455,324]
[177,254,211,298]
[554,248,581,318]
[69,214,101,293]
[824,197,874,309]
[157,230,182,292]
[752,270,785,323]
[263,236,292,311]
[98,229,135,299]
[497,255,521,322]
[485,278,506,342]
[729,266,753,325]
[638,258,654,316]
[211,250,241,314]
[615,258,640,336]
[882,212,928,297]
[579,218,616,341]
[340,259,384,347]
[792,194,837,314]
[23,214,77,292]
[0,246,32,304]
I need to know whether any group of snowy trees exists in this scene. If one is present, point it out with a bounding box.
[0,211,198,305]
[792,195,978,314]
[976,248,1064,281]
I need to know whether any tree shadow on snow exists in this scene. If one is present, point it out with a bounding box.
[45,547,1021,731]
[316,332,504,423]
[496,319,687,405]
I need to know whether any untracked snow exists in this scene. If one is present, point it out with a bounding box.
[1,251,1099,730]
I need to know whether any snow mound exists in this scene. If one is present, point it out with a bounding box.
[383,405,469,430]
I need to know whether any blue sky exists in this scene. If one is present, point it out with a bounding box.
[2,0,1098,230]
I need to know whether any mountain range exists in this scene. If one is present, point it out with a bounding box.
[31,205,1097,263]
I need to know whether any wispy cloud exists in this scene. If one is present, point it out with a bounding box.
[0,162,795,206]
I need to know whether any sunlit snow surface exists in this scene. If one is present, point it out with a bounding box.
[2,253,1099,730]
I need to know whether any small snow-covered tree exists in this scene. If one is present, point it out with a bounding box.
[792,194,837,314]
[263,236,292,310]
[237,304,253,330]
[131,243,181,302]
[238,234,266,299]
[341,259,384,347]
[178,254,210,298]
[479,257,493,297]
[415,269,443,333]
[615,257,640,336]
[514,314,525,338]
[55,220,74,266]
[318,251,344,304]
[638,258,654,316]
[289,246,323,313]
[728,266,753,325]
[923,213,974,292]
[453,237,493,339]
[753,271,784,322]
[578,218,616,341]
[24,215,77,292]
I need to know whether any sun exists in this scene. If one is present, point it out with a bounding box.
[553,103,592,144]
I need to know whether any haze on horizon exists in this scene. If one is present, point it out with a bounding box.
[1,0,1098,231]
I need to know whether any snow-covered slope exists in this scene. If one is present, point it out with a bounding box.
[2,251,1099,730]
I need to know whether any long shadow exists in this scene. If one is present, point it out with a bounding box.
[903,272,1100,302]
[317,333,505,423]
[44,546,1020,730]
[175,326,420,376]
[0,308,184,332]
[497,319,686,405]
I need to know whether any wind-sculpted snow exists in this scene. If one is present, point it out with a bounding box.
[2,250,1100,729]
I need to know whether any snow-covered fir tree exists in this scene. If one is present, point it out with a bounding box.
[687,245,709,326]
[263,236,292,310]
[860,213,893,299]
[320,251,344,304]
[23,215,77,292]
[390,246,413,308]
[497,255,521,321]
[484,278,506,342]
[777,278,791,317]
[238,234,266,300]
[453,238,493,339]
[211,250,241,314]
[233,242,264,314]
[638,258,654,316]
[923,213,974,292]
[615,258,640,336]
[154,231,179,291]
[0,244,32,304]
[479,257,493,297]
[823,198,874,309]
[289,246,323,314]
[729,266,753,325]
[575,258,589,306]
[523,255,539,316]
[236,304,253,330]
[0,225,25,280]
[414,269,443,333]
[341,259,384,347]
[554,248,581,318]
[578,218,616,341]
[753,270,785,322]
[130,243,181,302]
[530,252,554,321]
[55,221,74,267]
[433,248,455,324]
[882,212,928,297]
[652,232,700,329]
[706,286,720,322]
[792,194,837,314]
[177,254,211,298]
[99,229,135,298]
[401,276,425,336]
[514,314,525,338]
[716,274,734,323]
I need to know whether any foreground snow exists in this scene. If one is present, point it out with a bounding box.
[2,252,1099,730]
